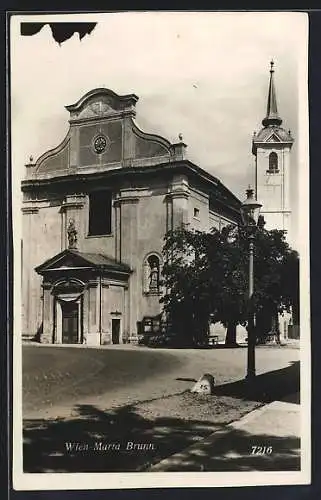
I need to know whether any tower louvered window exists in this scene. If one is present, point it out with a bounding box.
[268,152,279,173]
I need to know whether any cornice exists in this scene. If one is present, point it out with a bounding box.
[65,88,139,113]
[165,190,189,201]
[21,160,240,219]
[21,206,39,214]
[113,196,140,206]
[69,109,136,125]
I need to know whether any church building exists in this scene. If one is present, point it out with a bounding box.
[21,87,241,345]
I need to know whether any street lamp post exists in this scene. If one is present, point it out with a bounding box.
[240,186,262,381]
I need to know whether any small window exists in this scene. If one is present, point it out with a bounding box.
[268,152,279,173]
[88,191,112,236]
[193,207,200,218]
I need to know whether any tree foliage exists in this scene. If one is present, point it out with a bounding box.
[161,223,299,346]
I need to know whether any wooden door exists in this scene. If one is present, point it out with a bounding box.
[112,319,120,344]
[62,302,79,344]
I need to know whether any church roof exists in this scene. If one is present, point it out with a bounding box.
[35,249,131,275]
[252,62,294,154]
[254,125,293,143]
[262,60,282,127]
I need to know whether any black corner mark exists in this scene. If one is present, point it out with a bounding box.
[20,22,97,44]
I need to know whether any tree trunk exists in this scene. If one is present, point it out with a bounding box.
[225,321,237,346]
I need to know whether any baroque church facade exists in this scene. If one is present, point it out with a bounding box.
[21,87,241,345]
[21,63,296,345]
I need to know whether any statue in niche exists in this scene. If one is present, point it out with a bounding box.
[149,266,159,291]
[143,255,161,293]
[67,218,78,250]
[148,256,160,292]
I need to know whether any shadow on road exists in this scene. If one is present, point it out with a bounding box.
[23,404,218,473]
[150,428,300,472]
[212,361,300,403]
[23,362,300,473]
[23,402,300,473]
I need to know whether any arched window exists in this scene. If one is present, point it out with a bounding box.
[143,254,161,294]
[268,152,279,173]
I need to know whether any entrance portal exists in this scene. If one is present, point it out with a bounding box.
[62,302,79,344]
[112,318,121,344]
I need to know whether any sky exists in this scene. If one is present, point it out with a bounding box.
[10,12,308,247]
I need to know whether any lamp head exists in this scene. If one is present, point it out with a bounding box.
[240,186,262,227]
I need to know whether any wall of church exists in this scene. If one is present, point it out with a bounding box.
[188,188,210,232]
[120,190,168,331]
[209,212,221,230]
[101,284,126,344]
[136,192,167,258]
[209,210,234,231]
[22,204,62,338]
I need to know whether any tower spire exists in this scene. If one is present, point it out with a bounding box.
[262,60,282,127]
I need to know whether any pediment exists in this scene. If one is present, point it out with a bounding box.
[266,133,281,143]
[36,250,94,274]
[66,88,139,122]
[35,249,131,275]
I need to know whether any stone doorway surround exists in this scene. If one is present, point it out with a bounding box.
[56,294,82,344]
[35,249,131,345]
[111,317,121,344]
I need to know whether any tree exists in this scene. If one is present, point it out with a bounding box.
[161,223,299,346]
[250,225,299,342]
[160,227,214,345]
[161,225,248,345]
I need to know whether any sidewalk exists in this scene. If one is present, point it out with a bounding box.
[149,394,300,471]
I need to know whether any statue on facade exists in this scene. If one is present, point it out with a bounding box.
[67,218,78,249]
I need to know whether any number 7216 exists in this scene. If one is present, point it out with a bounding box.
[251,445,273,455]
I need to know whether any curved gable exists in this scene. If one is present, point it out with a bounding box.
[132,120,171,161]
[26,88,186,180]
[66,87,139,122]
[35,133,70,177]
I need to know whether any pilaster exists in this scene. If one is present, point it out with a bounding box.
[114,199,122,262]
[42,282,53,343]
[122,114,136,167]
[118,196,139,336]
[167,174,190,229]
[22,204,39,339]
[86,280,100,345]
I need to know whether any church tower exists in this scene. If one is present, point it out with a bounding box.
[252,61,294,240]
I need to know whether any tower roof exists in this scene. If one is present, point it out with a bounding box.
[262,60,282,127]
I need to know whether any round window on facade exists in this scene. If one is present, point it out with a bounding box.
[93,135,108,154]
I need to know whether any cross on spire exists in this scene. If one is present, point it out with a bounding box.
[262,60,282,127]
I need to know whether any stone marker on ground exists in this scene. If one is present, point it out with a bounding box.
[191,373,215,395]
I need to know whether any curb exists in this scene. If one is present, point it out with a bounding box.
[149,404,267,471]
[149,397,300,471]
